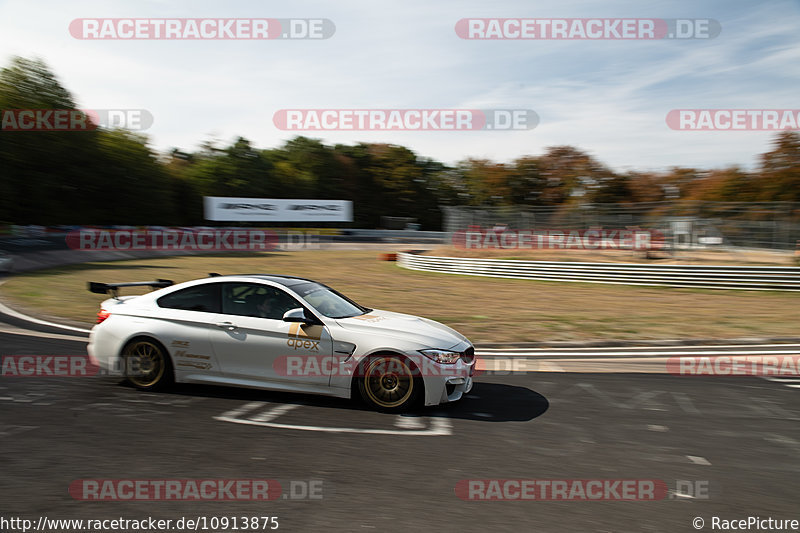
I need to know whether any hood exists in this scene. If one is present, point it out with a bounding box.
[335,309,468,349]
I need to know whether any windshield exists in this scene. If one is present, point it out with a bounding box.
[291,282,371,318]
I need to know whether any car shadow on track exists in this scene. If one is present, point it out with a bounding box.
[118,379,548,423]
[420,382,548,422]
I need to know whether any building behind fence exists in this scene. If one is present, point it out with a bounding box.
[441,202,800,250]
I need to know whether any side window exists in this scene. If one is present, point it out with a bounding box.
[157,284,221,313]
[222,283,303,320]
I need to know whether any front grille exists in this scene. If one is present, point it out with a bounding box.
[461,346,475,364]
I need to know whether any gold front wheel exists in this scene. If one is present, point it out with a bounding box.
[358,356,420,412]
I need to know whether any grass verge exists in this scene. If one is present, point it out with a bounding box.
[1,250,797,344]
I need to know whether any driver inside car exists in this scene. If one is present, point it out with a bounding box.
[254,293,274,318]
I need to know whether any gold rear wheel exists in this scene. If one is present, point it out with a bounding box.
[122,339,172,390]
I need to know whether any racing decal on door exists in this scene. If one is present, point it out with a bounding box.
[170,341,213,371]
[174,349,210,361]
[287,323,323,352]
[176,361,212,370]
[174,350,212,370]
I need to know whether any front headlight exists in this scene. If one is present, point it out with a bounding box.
[419,349,461,365]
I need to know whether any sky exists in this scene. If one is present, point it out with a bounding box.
[1,0,798,173]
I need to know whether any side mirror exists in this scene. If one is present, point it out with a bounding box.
[282,308,314,324]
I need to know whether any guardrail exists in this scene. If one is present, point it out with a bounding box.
[397,252,800,291]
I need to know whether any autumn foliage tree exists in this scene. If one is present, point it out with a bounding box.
[2,55,799,229]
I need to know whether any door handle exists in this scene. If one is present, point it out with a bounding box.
[215,322,237,331]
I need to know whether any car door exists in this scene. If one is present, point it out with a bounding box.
[209,282,333,389]
[153,283,224,379]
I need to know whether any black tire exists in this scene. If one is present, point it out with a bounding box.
[357,355,422,412]
[121,338,174,391]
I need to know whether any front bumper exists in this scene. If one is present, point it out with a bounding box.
[425,375,473,406]
[419,341,475,406]
[422,356,475,406]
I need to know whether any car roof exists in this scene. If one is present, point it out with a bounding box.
[209,274,316,287]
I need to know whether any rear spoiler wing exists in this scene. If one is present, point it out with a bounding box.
[88,279,173,298]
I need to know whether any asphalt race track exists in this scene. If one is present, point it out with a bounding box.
[2,312,800,532]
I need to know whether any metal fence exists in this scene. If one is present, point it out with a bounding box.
[441,202,800,250]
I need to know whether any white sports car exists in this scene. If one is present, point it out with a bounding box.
[87,274,475,411]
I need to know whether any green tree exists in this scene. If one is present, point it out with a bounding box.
[0,57,99,223]
[185,137,275,199]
